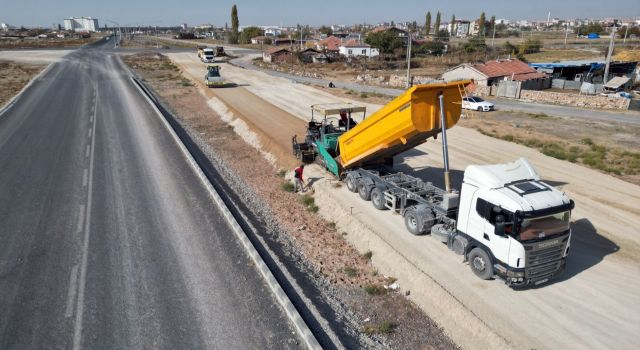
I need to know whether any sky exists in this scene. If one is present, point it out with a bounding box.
[1,0,639,27]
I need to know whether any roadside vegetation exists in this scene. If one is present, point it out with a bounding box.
[462,111,640,184]
[0,61,44,108]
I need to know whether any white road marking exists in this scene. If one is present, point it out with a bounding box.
[89,114,93,123]
[75,205,85,234]
[87,128,91,138]
[85,145,90,158]
[82,168,88,187]
[72,89,98,350]
[65,264,79,318]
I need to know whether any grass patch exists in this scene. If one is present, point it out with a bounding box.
[281,182,295,192]
[301,194,315,206]
[276,169,287,177]
[364,284,387,295]
[363,321,396,335]
[476,127,640,176]
[360,92,368,98]
[343,266,358,277]
[300,194,319,212]
[362,250,373,260]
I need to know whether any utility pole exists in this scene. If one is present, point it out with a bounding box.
[623,25,628,43]
[491,24,496,47]
[603,24,616,84]
[405,32,412,88]
[564,23,569,46]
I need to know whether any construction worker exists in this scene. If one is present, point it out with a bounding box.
[293,164,305,192]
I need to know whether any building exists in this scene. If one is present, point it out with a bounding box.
[449,20,470,37]
[530,60,638,83]
[264,27,282,37]
[339,40,379,58]
[63,17,99,32]
[250,36,269,45]
[369,27,410,46]
[263,47,293,64]
[181,23,188,30]
[442,58,549,89]
[316,35,342,52]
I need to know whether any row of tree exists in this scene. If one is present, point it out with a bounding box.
[425,11,496,38]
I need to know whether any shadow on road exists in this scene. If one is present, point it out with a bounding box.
[554,218,619,282]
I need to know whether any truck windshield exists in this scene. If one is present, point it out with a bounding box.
[517,211,570,241]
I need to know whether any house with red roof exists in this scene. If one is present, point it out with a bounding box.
[441,58,550,90]
[316,35,342,52]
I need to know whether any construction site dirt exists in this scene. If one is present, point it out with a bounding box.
[160,50,640,350]
[124,52,458,350]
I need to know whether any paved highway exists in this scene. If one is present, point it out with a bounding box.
[0,39,299,349]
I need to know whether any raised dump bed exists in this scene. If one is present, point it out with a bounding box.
[337,80,469,169]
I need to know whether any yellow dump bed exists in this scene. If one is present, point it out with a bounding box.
[338,80,469,169]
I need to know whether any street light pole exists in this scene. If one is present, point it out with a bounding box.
[405,31,412,89]
[106,20,120,48]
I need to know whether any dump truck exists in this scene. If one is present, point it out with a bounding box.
[292,81,574,287]
[204,65,224,87]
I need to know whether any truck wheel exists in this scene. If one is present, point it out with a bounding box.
[468,248,494,280]
[345,174,358,193]
[404,208,424,235]
[357,180,371,201]
[371,187,387,210]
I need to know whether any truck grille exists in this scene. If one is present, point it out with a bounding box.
[524,237,568,279]
[526,244,565,266]
[527,260,563,279]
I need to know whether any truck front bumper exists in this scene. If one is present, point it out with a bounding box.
[494,258,566,287]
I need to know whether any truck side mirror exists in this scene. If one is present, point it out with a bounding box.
[494,214,506,237]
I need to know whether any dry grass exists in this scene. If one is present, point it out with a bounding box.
[524,48,604,62]
[461,111,640,184]
[0,61,44,107]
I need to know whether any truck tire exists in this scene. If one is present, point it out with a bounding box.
[357,179,371,201]
[345,174,358,193]
[371,187,387,210]
[468,248,494,280]
[404,208,425,235]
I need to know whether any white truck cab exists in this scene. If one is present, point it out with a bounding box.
[455,158,574,286]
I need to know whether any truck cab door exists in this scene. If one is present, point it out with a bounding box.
[475,197,511,264]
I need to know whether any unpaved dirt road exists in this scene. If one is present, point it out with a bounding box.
[170,52,640,350]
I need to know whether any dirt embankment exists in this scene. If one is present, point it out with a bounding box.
[0,61,44,107]
[124,52,458,350]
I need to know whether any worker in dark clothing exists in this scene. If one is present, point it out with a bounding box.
[338,111,357,129]
[293,164,305,192]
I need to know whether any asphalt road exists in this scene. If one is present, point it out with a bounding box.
[0,39,299,349]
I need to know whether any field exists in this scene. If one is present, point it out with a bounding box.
[0,61,44,107]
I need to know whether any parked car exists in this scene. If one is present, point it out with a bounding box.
[462,96,494,112]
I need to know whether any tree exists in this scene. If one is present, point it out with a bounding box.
[425,12,432,36]
[435,29,450,42]
[240,26,264,44]
[434,12,441,34]
[319,25,333,36]
[478,12,486,37]
[461,37,487,53]
[503,41,517,54]
[229,4,239,44]
[450,14,456,36]
[365,30,404,57]
[417,41,445,55]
